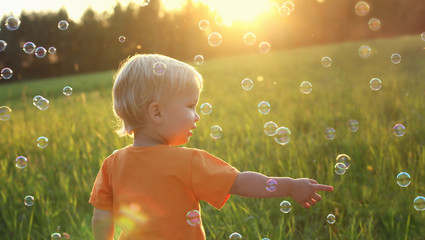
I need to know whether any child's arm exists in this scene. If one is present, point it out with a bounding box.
[92,207,114,240]
[229,171,333,208]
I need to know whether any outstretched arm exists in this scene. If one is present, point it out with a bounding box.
[92,207,114,240]
[229,171,333,208]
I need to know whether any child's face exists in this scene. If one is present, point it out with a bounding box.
[160,86,200,146]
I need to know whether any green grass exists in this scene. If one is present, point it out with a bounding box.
[1,34,425,239]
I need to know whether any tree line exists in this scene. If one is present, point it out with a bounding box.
[0,0,424,82]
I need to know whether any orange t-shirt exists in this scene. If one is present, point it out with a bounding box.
[89,145,240,240]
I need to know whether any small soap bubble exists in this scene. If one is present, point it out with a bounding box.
[215,14,224,27]
[321,56,332,67]
[396,172,411,187]
[0,40,7,52]
[186,210,201,226]
[37,136,49,149]
[327,214,336,224]
[259,42,271,54]
[24,195,34,206]
[280,200,291,213]
[324,127,336,140]
[15,156,28,169]
[300,81,312,94]
[421,32,425,41]
[23,42,36,54]
[37,97,50,110]
[274,127,291,145]
[48,47,56,54]
[119,36,126,43]
[262,238,270,240]
[229,232,242,240]
[200,103,212,115]
[210,125,223,140]
[369,78,382,91]
[51,232,61,240]
[355,1,370,16]
[413,196,425,211]
[58,20,69,30]
[63,86,73,96]
[391,53,401,64]
[266,179,277,192]
[153,62,166,76]
[336,154,351,169]
[264,121,278,136]
[283,1,295,12]
[359,45,371,59]
[347,119,359,132]
[334,162,347,175]
[278,6,291,17]
[208,32,222,47]
[5,16,21,31]
[198,19,209,31]
[368,18,381,31]
[0,106,12,121]
[243,32,256,46]
[33,95,43,107]
[241,78,253,91]
[1,68,13,80]
[194,55,204,65]
[35,47,47,58]
[393,124,405,137]
[258,101,271,114]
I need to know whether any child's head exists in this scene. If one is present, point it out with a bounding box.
[112,54,203,138]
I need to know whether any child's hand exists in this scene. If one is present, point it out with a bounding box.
[290,178,333,208]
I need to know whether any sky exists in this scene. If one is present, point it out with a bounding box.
[0,0,271,25]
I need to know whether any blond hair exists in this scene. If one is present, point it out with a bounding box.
[112,54,203,137]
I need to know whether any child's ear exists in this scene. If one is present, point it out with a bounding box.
[148,101,163,124]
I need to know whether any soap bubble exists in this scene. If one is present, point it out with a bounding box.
[153,62,166,76]
[324,127,336,140]
[1,68,13,80]
[283,1,295,12]
[37,97,50,110]
[258,101,271,114]
[368,18,381,31]
[0,106,12,121]
[266,179,277,192]
[15,156,28,169]
[210,125,223,140]
[200,103,212,115]
[23,42,36,54]
[327,214,336,224]
[274,127,291,145]
[355,1,370,16]
[347,119,359,132]
[208,32,222,47]
[5,16,21,31]
[37,136,49,149]
[396,172,411,187]
[334,163,347,175]
[369,78,382,91]
[229,232,242,240]
[280,200,291,213]
[198,19,209,31]
[24,195,34,206]
[413,196,425,211]
[58,20,69,30]
[300,81,312,94]
[259,42,271,53]
[0,40,7,52]
[278,6,291,17]
[33,95,43,107]
[359,45,371,59]
[391,53,401,64]
[264,121,278,136]
[321,56,332,67]
[48,47,56,54]
[119,36,126,43]
[63,86,73,96]
[186,210,201,226]
[243,32,256,45]
[51,232,61,240]
[421,32,425,41]
[393,124,405,137]
[241,78,253,91]
[194,55,204,65]
[336,154,351,169]
[35,47,47,58]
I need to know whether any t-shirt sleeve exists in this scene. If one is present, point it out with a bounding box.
[89,157,113,211]
[191,150,240,209]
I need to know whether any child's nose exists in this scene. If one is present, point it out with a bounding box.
[194,112,200,122]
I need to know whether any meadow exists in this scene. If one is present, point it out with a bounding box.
[1,34,425,239]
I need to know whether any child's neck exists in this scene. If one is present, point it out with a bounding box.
[133,128,166,147]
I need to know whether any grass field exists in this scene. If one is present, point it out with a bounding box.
[1,34,425,239]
